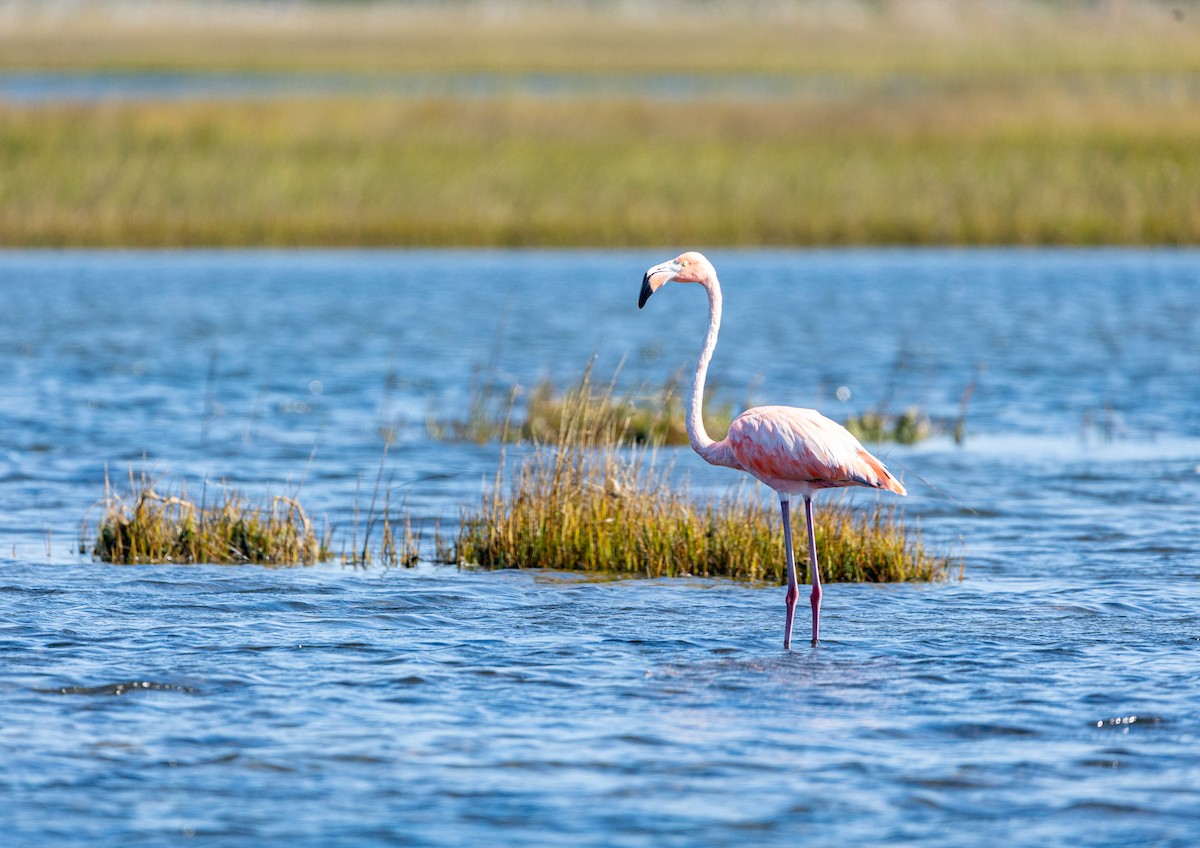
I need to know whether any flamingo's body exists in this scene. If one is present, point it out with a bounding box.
[638,252,906,648]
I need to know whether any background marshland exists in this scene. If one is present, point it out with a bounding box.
[2,1,1199,246]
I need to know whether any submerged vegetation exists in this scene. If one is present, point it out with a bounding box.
[88,472,331,565]
[451,371,950,584]
[2,3,1199,247]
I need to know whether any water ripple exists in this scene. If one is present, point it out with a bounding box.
[37,680,201,697]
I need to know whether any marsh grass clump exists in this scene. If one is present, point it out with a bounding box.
[452,377,950,584]
[845,408,933,446]
[89,472,331,565]
[524,372,737,447]
[431,361,734,447]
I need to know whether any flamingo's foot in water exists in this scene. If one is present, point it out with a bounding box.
[783,584,799,650]
[810,585,822,648]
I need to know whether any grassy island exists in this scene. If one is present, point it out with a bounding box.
[89,472,331,566]
[450,371,949,583]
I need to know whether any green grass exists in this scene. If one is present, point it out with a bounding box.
[2,92,1196,247]
[1,2,1198,247]
[451,370,950,583]
[88,471,332,565]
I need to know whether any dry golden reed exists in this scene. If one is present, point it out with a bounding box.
[89,471,331,565]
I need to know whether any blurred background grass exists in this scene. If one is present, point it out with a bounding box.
[2,0,1198,247]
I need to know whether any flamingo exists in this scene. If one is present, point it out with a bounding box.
[638,251,906,649]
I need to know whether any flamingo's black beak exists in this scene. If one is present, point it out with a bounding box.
[638,274,656,309]
[638,261,677,308]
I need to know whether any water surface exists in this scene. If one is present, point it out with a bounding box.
[6,69,1200,104]
[1,249,1198,846]
[0,70,857,103]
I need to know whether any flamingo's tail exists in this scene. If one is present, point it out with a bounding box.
[856,449,907,496]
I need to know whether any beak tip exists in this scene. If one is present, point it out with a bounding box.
[638,275,654,309]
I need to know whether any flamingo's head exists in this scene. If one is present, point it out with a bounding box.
[638,251,716,308]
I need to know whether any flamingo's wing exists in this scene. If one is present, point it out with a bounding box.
[725,406,906,495]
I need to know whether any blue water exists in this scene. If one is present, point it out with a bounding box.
[6,70,1200,104]
[0,70,849,103]
[2,249,1199,846]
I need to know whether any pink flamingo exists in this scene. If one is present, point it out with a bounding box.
[639,252,907,649]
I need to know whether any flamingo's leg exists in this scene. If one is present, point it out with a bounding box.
[780,496,799,650]
[805,496,823,647]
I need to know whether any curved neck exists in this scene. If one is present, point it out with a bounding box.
[687,277,722,459]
